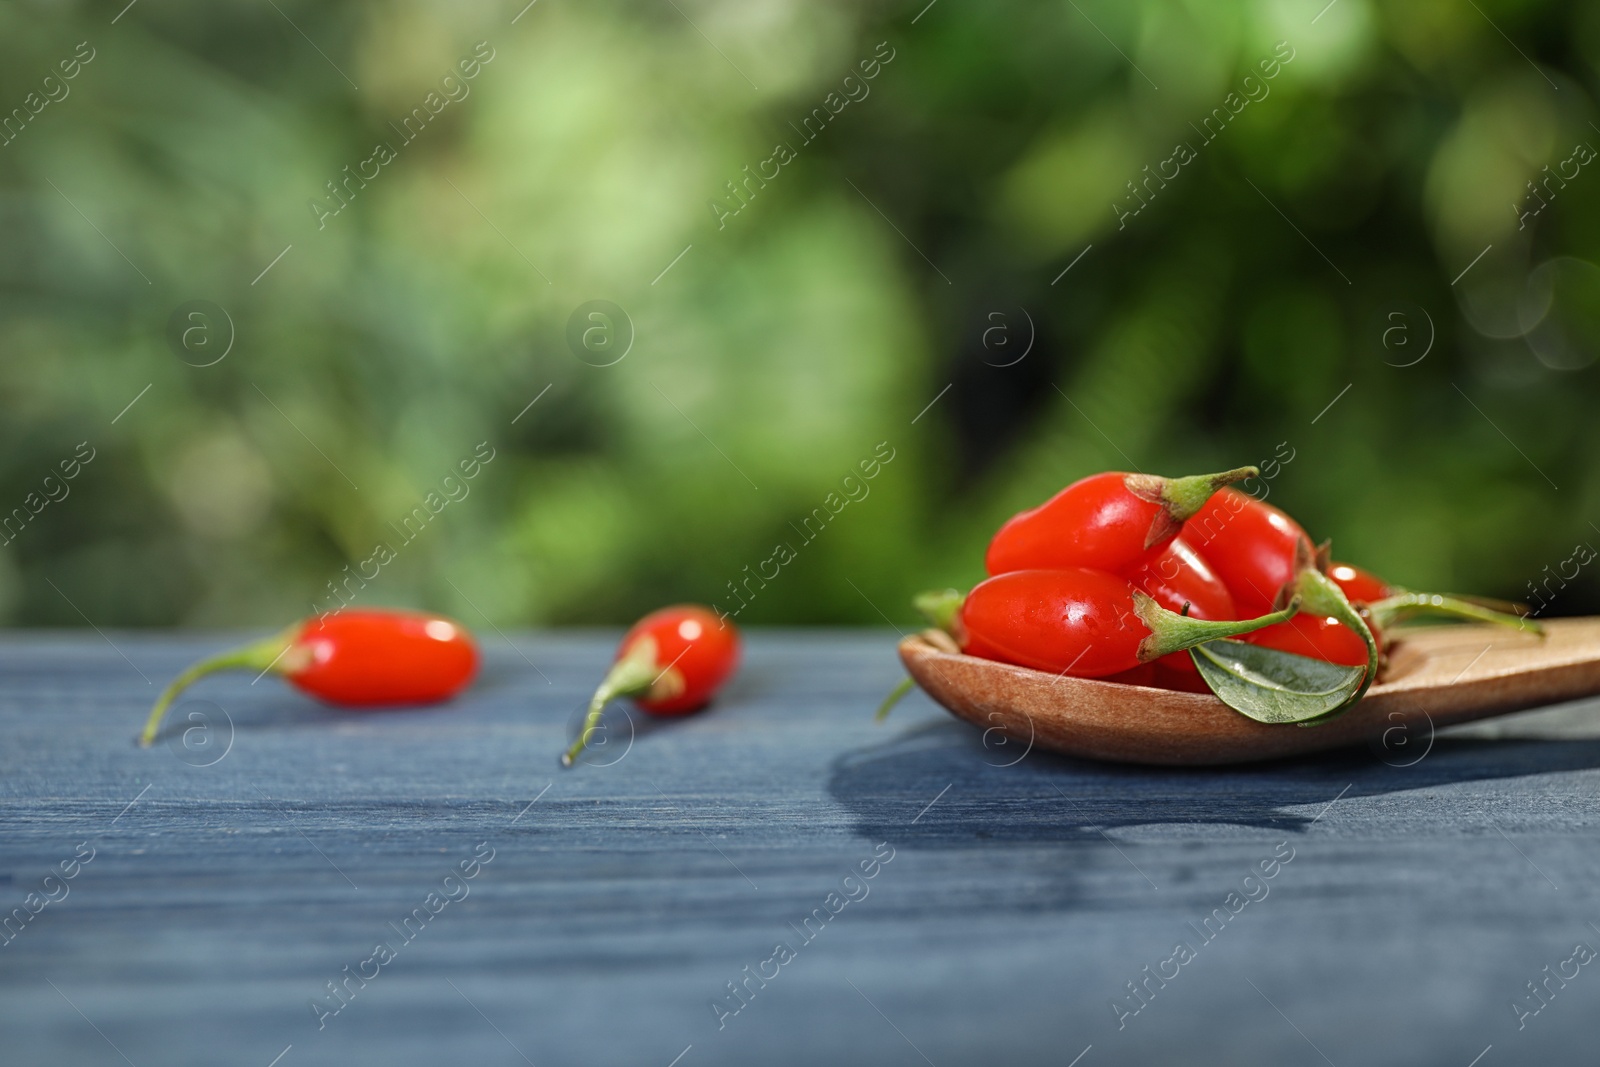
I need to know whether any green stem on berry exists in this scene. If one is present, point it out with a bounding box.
[875,591,967,724]
[913,589,965,636]
[1291,567,1380,716]
[1368,591,1544,636]
[139,625,302,747]
[1132,591,1299,662]
[561,641,662,768]
[875,676,916,722]
[1125,465,1259,548]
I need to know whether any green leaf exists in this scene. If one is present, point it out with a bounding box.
[1189,640,1367,726]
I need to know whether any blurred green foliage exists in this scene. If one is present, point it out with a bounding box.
[2,0,1600,628]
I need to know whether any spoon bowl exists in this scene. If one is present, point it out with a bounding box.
[898,618,1600,766]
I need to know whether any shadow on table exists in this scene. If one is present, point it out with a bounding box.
[826,715,1600,846]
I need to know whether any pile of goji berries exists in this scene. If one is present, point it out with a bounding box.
[926,465,1533,715]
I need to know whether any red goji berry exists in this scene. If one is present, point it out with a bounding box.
[1184,488,1315,616]
[957,568,1294,678]
[1245,612,1377,668]
[562,605,740,767]
[1128,534,1238,676]
[1328,561,1392,604]
[984,466,1258,577]
[139,609,479,746]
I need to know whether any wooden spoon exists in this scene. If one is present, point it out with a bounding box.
[898,619,1600,766]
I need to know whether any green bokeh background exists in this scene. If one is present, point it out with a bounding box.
[2,0,1599,628]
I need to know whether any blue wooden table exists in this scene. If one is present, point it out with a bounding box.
[3,630,1599,1066]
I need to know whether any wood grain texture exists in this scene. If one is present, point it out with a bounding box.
[3,630,1600,1066]
[901,620,1600,765]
